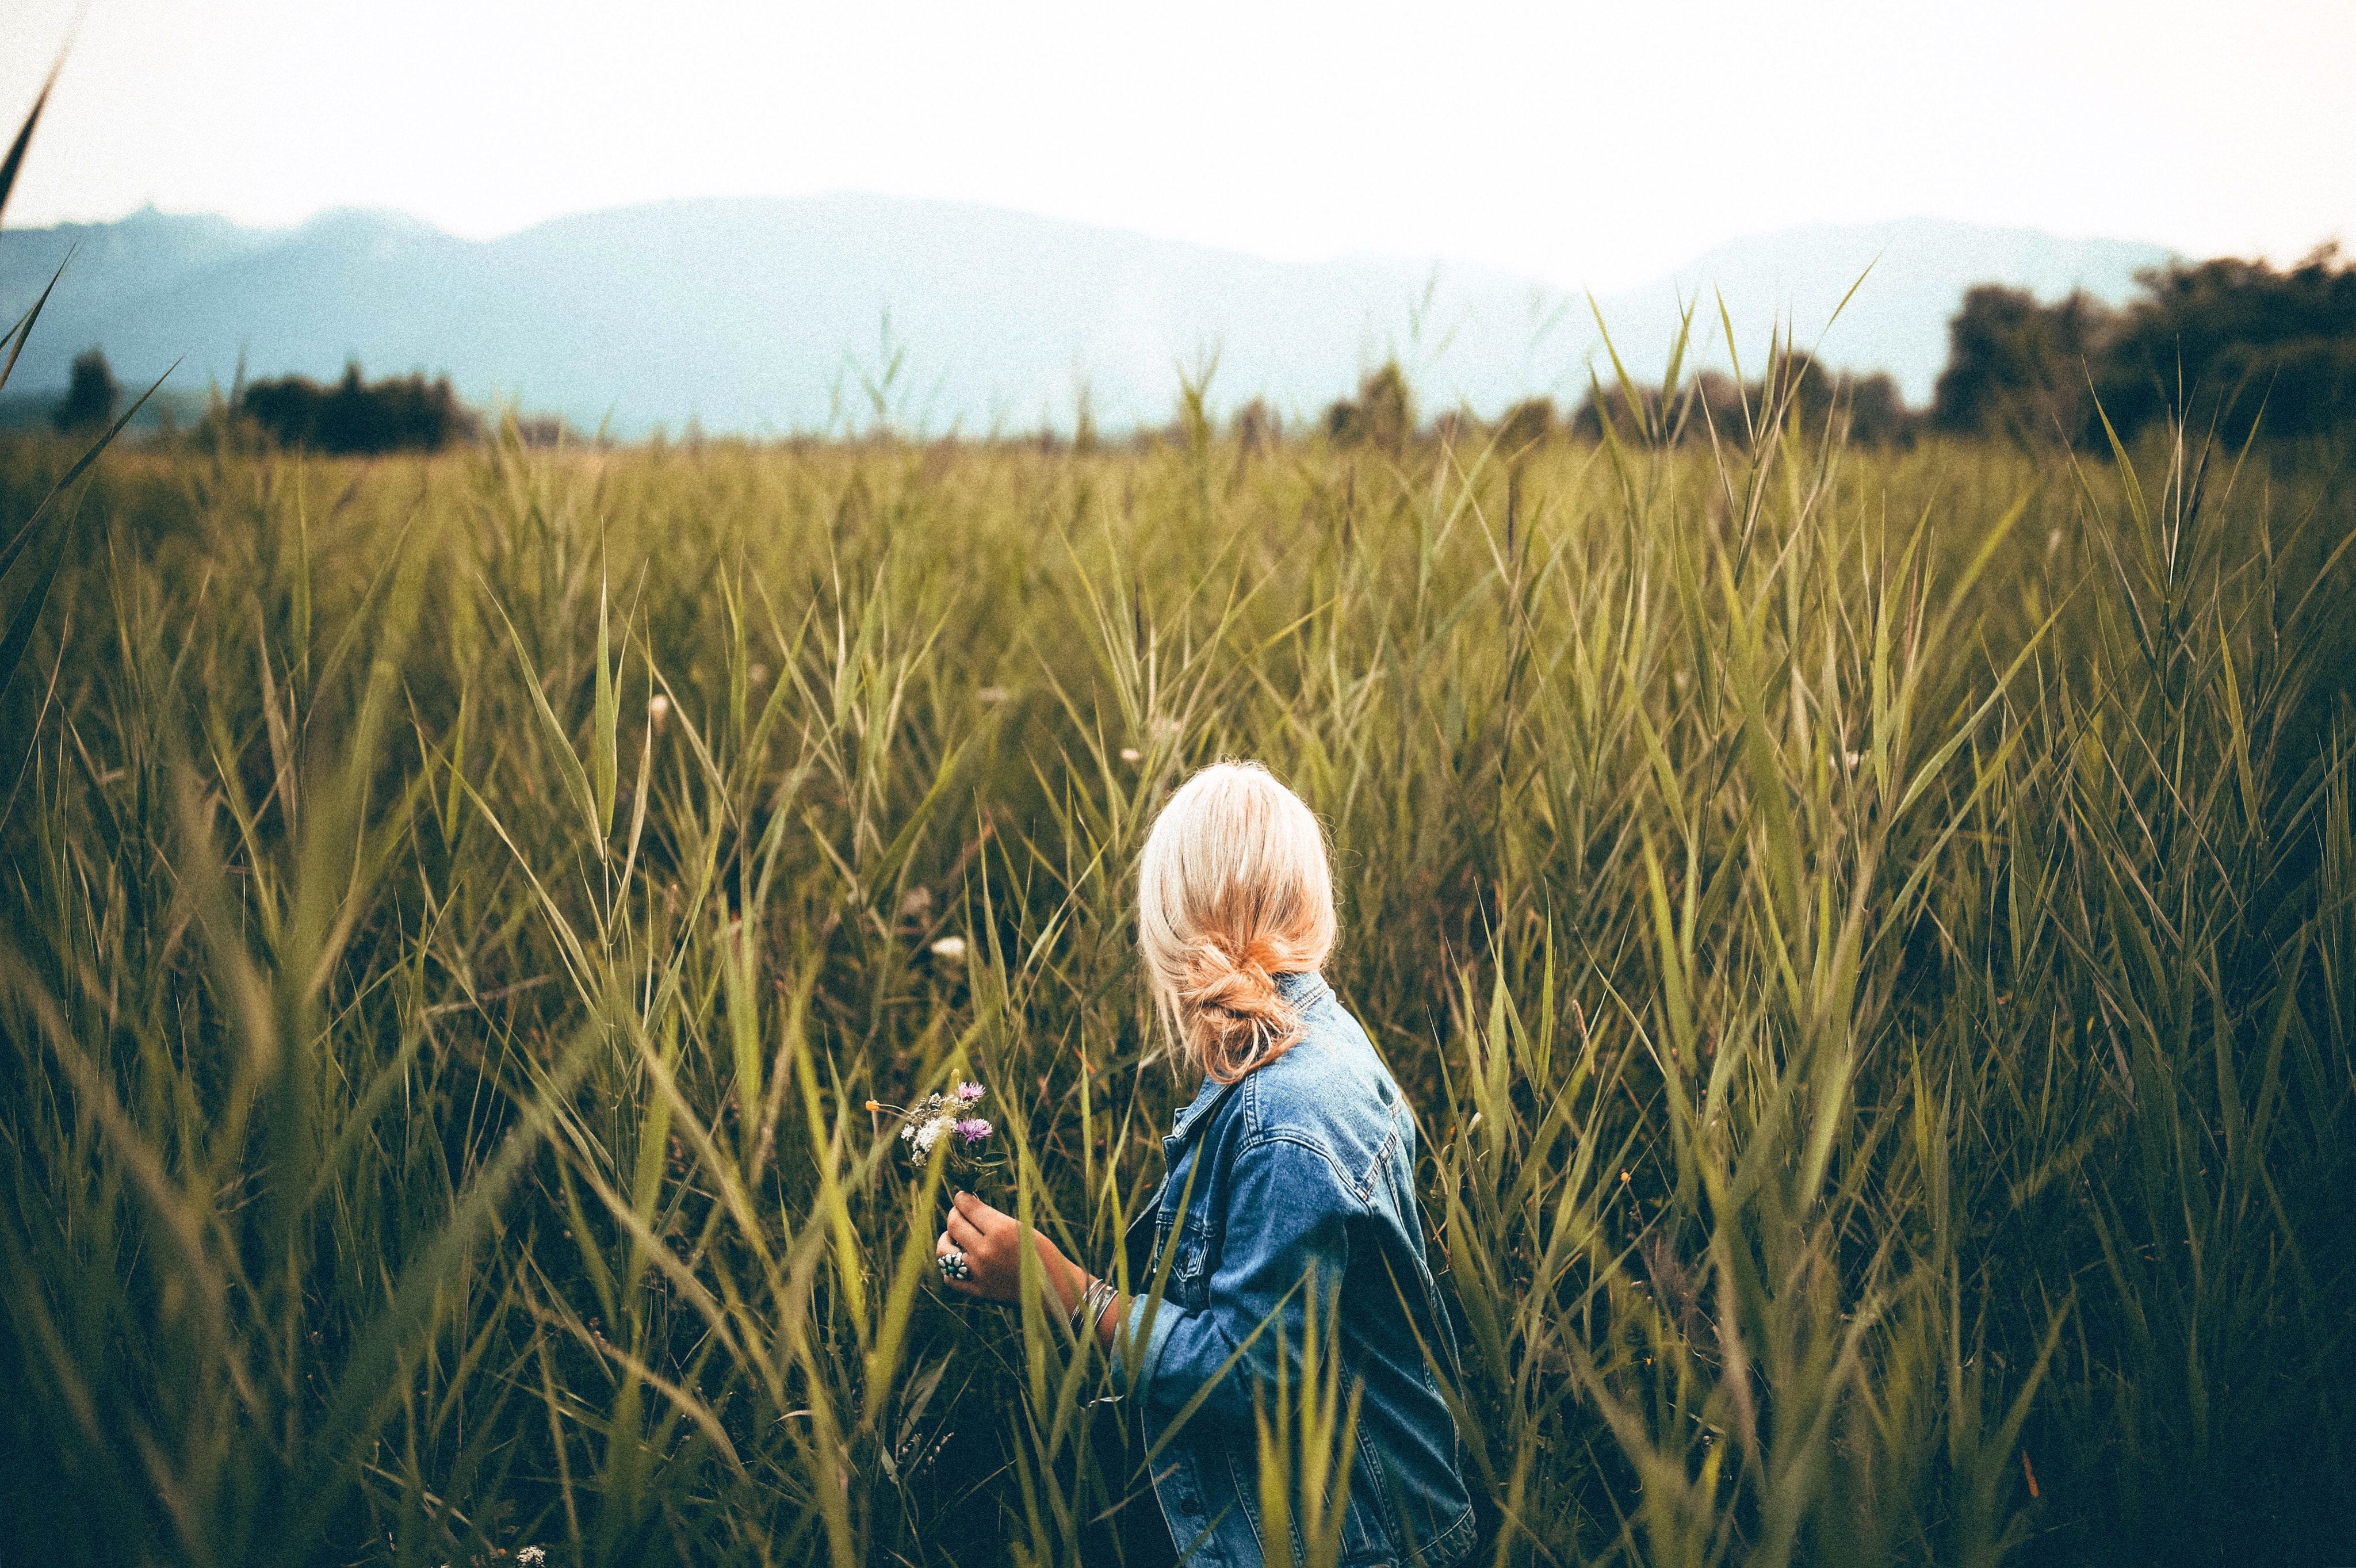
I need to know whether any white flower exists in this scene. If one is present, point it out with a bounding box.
[648,693,671,726]
[910,1116,952,1157]
[1119,747,1142,762]
[518,1551,548,1567]
[930,935,967,961]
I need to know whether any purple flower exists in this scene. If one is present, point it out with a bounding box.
[955,1118,992,1145]
[955,1081,985,1104]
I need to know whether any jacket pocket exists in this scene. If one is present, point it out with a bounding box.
[1219,1438,1399,1566]
[1340,1424,1401,1564]
[1167,1218,1210,1309]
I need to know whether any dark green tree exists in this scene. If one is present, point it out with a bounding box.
[52,348,118,433]
[2093,246,2356,443]
[1774,353,1917,446]
[1930,286,2110,445]
[1843,371,1914,447]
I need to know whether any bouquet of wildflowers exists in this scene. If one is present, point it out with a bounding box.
[868,1080,998,1174]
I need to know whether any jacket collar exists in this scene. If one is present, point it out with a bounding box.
[1273,969,1330,1009]
[1164,1073,1239,1157]
[1161,970,1327,1155]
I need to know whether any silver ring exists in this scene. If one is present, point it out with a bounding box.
[939,1249,970,1282]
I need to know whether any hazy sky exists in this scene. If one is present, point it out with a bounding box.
[5,0,2351,290]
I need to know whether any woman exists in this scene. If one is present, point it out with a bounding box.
[937,761,1478,1567]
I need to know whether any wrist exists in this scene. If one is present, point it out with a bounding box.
[1055,1256,1092,1318]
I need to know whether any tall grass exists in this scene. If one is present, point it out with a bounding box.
[1,394,2350,1567]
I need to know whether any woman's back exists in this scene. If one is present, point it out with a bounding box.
[1121,970,1477,1567]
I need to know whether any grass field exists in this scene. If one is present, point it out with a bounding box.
[2,396,2353,1568]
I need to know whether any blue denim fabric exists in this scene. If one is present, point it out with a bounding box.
[1114,971,1477,1567]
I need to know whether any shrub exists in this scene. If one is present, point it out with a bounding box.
[1492,396,1555,454]
[1327,361,1413,452]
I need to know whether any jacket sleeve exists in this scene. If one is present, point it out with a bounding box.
[1112,1133,1357,1429]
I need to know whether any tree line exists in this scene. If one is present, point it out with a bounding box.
[44,245,2356,453]
[48,356,477,454]
[1931,246,2354,446]
[1313,354,1909,456]
[234,364,479,453]
[1320,244,2356,454]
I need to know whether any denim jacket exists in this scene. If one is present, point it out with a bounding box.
[1114,972,1477,1567]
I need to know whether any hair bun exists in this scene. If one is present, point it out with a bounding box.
[1176,936,1298,1076]
[1183,939,1283,1017]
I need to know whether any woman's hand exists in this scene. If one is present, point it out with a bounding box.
[936,1191,1089,1316]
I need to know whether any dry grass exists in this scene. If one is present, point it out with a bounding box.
[1,401,2351,1567]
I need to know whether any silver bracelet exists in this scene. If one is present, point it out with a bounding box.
[1069,1275,1116,1338]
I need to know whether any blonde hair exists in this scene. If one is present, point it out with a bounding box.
[1137,760,1338,1083]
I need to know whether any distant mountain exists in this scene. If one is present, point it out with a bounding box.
[0,198,2171,437]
